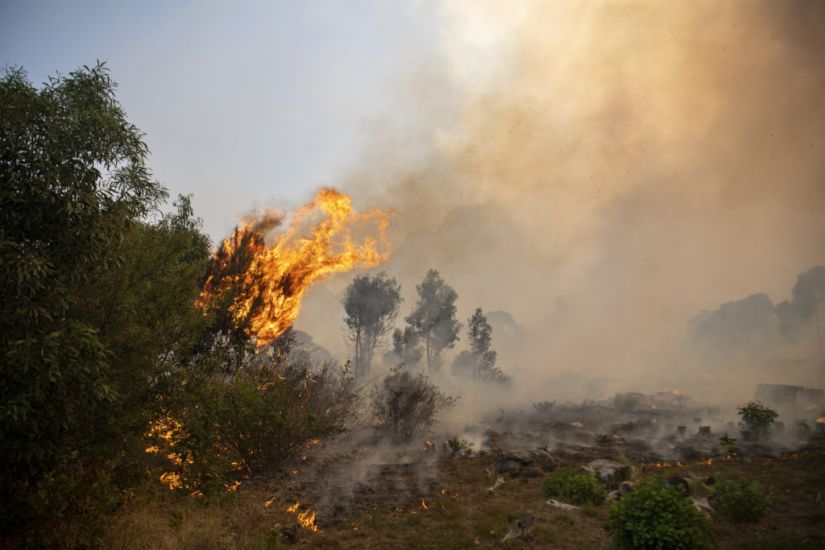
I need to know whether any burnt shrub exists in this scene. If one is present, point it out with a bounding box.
[710,477,772,523]
[541,467,607,505]
[606,481,710,550]
[373,369,456,442]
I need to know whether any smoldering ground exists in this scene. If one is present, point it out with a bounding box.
[292,0,825,407]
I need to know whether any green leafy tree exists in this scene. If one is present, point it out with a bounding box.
[737,401,778,440]
[0,64,208,544]
[405,269,461,372]
[343,272,401,379]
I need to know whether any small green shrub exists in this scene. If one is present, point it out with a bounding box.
[719,434,738,454]
[606,481,710,550]
[737,401,778,440]
[541,467,607,505]
[447,436,472,452]
[711,477,772,523]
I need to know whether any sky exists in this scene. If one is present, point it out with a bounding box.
[1,0,443,239]
[3,0,824,400]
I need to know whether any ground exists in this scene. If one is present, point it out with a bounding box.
[105,442,825,549]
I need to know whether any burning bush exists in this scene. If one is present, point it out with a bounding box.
[710,477,772,523]
[541,468,607,505]
[157,358,353,493]
[372,369,456,442]
[606,481,710,550]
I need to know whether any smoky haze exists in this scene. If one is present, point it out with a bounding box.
[296,0,825,406]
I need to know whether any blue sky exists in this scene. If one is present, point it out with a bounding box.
[1,0,442,239]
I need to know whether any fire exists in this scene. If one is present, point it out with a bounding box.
[421,499,429,511]
[199,188,391,345]
[286,502,318,532]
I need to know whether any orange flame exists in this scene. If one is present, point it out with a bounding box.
[286,502,318,532]
[200,189,391,345]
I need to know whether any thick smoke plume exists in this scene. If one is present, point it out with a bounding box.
[297,1,825,407]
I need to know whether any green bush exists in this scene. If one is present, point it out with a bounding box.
[156,359,353,494]
[541,467,607,505]
[737,401,778,440]
[606,481,710,550]
[710,477,772,523]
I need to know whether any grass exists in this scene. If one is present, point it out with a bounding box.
[102,447,825,549]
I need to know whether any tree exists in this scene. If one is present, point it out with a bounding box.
[453,308,509,383]
[390,326,424,367]
[737,401,778,440]
[0,64,207,544]
[405,269,461,372]
[343,272,401,378]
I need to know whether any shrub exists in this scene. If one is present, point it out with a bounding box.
[719,434,738,454]
[542,468,607,505]
[710,477,772,522]
[737,401,778,440]
[373,369,456,442]
[156,358,353,493]
[606,481,710,550]
[447,436,472,453]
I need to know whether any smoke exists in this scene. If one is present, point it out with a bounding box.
[296,0,825,407]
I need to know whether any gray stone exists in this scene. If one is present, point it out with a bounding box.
[495,448,559,478]
[501,514,534,542]
[584,459,630,486]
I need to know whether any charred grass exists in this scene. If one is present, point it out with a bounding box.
[104,447,824,549]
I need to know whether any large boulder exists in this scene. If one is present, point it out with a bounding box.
[495,448,559,478]
[584,459,630,486]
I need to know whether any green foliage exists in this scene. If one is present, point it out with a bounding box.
[710,477,772,523]
[606,481,710,550]
[0,64,202,543]
[159,358,352,494]
[541,468,607,505]
[373,369,456,441]
[405,269,461,371]
[343,272,401,378]
[447,436,472,452]
[719,434,739,454]
[737,401,778,439]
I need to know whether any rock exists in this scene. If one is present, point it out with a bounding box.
[495,449,559,478]
[607,490,621,503]
[584,459,630,486]
[487,476,506,494]
[547,499,581,510]
[618,480,635,495]
[501,514,534,542]
[691,497,714,517]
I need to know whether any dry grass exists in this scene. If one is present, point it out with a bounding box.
[102,447,825,549]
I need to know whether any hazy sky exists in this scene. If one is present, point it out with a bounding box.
[1,0,442,239]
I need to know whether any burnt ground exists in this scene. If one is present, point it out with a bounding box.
[104,403,825,549]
